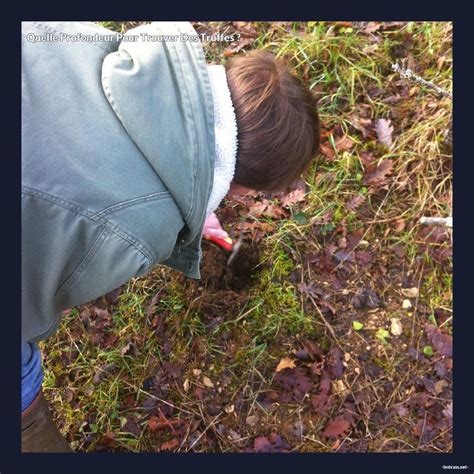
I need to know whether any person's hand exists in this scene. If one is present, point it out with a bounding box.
[202,212,229,239]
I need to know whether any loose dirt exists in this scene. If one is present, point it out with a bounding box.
[185,240,261,320]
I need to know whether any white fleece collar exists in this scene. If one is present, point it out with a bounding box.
[206,64,238,217]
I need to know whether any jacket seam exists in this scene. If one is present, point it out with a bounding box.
[102,76,122,122]
[92,191,171,218]
[168,39,198,223]
[55,225,108,296]
[29,22,118,54]
[28,226,108,344]
[22,186,154,263]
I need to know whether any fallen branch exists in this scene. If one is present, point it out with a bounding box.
[419,216,452,228]
[391,62,452,100]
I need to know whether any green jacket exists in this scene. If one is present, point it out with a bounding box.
[22,21,215,344]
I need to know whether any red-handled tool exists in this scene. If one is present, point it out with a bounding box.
[204,217,245,265]
[204,235,233,252]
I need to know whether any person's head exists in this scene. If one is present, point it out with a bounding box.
[225,50,320,194]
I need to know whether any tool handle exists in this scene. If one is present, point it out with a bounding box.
[204,235,233,252]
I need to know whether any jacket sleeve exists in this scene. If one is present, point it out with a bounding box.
[22,190,152,344]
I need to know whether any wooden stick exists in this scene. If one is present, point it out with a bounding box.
[419,216,452,228]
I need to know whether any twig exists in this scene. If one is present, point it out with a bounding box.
[308,295,343,351]
[419,216,452,228]
[187,411,223,451]
[391,62,452,100]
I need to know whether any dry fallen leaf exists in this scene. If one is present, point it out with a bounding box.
[349,115,372,138]
[223,36,255,56]
[375,118,394,147]
[281,189,306,208]
[425,324,452,358]
[335,134,356,152]
[320,141,336,160]
[363,160,394,186]
[364,22,382,34]
[434,379,449,395]
[345,194,366,212]
[262,202,288,219]
[275,357,296,372]
[248,200,268,218]
[232,22,258,38]
[202,376,214,388]
[320,133,355,160]
[401,287,419,298]
[321,415,351,439]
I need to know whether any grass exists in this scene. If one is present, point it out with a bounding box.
[39,21,452,453]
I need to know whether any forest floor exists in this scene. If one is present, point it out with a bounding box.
[40,21,452,453]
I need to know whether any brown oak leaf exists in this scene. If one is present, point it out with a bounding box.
[363,159,394,187]
[275,357,296,372]
[322,415,351,439]
[345,194,366,212]
[281,189,306,208]
[262,202,288,219]
[425,324,452,357]
[248,200,268,218]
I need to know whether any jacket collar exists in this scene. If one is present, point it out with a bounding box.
[205,64,238,217]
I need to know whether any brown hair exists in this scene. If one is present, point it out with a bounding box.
[225,51,320,192]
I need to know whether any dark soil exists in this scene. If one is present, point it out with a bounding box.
[182,240,262,320]
[200,240,261,291]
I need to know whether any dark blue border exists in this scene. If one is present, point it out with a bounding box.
[5,2,474,473]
